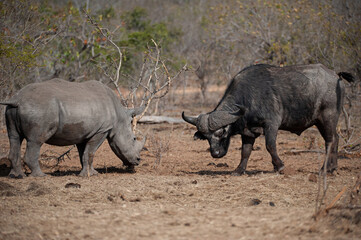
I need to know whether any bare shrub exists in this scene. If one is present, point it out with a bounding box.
[148,133,171,168]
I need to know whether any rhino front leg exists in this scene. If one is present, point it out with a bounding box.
[78,133,107,177]
[25,141,46,177]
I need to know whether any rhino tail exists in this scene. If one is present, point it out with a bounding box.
[338,72,354,83]
[0,101,19,107]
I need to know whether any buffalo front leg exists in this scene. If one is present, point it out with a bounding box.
[25,141,46,177]
[78,133,107,177]
[233,135,255,175]
[264,126,284,172]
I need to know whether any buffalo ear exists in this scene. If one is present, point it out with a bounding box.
[193,131,207,140]
[233,105,246,116]
[127,106,146,117]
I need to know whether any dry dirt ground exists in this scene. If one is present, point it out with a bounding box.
[0,89,360,240]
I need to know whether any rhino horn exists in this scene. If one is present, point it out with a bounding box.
[208,107,246,131]
[182,112,197,126]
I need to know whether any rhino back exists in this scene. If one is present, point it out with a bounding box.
[13,79,122,145]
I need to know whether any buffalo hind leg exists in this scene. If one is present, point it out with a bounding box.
[78,133,107,177]
[265,126,284,172]
[25,141,46,177]
[233,135,255,175]
[316,121,338,172]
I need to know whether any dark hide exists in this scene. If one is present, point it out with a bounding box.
[182,64,354,175]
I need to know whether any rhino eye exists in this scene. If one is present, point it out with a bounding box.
[214,128,224,137]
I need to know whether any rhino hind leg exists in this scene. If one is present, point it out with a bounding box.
[78,133,108,177]
[25,141,46,177]
[8,137,26,178]
[6,108,26,178]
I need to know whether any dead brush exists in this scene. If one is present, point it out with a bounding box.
[148,134,170,168]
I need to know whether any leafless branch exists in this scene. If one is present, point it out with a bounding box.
[83,9,126,104]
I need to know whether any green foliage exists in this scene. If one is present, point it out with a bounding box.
[117,7,182,75]
[121,7,149,31]
[207,0,360,73]
[0,34,39,69]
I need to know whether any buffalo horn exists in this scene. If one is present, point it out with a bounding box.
[182,112,197,126]
[208,107,245,131]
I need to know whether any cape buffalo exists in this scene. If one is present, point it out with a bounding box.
[182,64,354,175]
[1,79,146,178]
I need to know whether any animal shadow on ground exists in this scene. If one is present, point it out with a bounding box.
[0,163,10,177]
[51,166,134,176]
[183,169,274,176]
[0,163,134,177]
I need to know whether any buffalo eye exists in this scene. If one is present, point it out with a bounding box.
[133,137,136,141]
[214,128,224,137]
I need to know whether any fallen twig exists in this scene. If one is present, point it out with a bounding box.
[284,149,324,155]
[57,145,75,165]
[313,186,347,220]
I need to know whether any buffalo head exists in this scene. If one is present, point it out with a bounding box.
[182,106,245,158]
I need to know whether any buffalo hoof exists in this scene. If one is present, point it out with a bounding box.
[231,169,246,176]
[326,166,337,173]
[275,165,285,174]
[125,165,136,173]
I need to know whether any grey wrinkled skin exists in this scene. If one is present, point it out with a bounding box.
[183,64,354,175]
[0,79,146,178]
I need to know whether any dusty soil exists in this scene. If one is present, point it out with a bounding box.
[0,89,360,240]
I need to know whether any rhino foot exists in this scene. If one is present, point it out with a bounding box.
[8,169,26,179]
[29,170,47,177]
[79,168,99,177]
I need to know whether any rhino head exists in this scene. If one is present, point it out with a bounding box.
[182,106,245,158]
[108,106,146,167]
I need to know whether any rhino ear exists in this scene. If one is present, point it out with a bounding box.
[208,106,245,131]
[193,131,207,140]
[127,106,146,117]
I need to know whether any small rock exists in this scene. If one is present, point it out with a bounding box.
[269,202,275,207]
[85,209,94,214]
[216,163,229,168]
[65,183,81,189]
[191,180,198,184]
[129,197,141,202]
[250,198,262,206]
[308,173,318,183]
